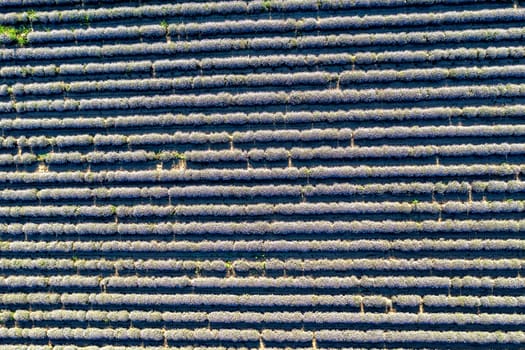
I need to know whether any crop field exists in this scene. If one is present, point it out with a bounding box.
[1,0,525,349]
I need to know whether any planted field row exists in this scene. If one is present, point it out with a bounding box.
[3,0,264,6]
[2,292,525,309]
[0,200,524,218]
[0,274,524,290]
[0,151,177,166]
[0,0,502,25]
[21,8,525,45]
[5,127,525,151]
[2,310,525,326]
[2,219,524,237]
[186,143,525,163]
[0,327,521,344]
[3,73,334,97]
[1,238,524,253]
[0,347,392,350]
[7,45,525,82]
[0,346,269,350]
[9,65,525,99]
[0,1,253,25]
[2,73,338,98]
[0,257,522,273]
[1,128,351,147]
[0,0,125,7]
[0,144,521,166]
[3,26,525,62]
[0,327,260,342]
[338,65,525,84]
[6,84,525,114]
[1,104,523,131]
[4,45,525,87]
[0,292,393,308]
[0,164,518,185]
[0,180,520,202]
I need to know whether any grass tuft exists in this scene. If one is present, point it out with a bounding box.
[0,25,30,46]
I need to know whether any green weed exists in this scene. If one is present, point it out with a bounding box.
[0,25,30,46]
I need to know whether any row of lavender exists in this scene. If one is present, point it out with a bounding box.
[0,238,523,252]
[0,105,521,130]
[3,48,525,81]
[0,201,522,218]
[0,219,523,238]
[0,164,518,184]
[4,84,525,114]
[1,275,524,289]
[1,293,524,309]
[0,180,519,200]
[3,126,521,147]
[4,310,525,325]
[19,9,525,45]
[0,0,508,25]
[9,65,525,98]
[0,328,522,344]
[7,28,525,59]
[0,257,522,272]
[0,143,519,165]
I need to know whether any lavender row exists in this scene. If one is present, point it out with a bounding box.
[422,295,525,308]
[0,346,284,350]
[0,151,180,166]
[0,346,421,350]
[26,8,525,44]
[178,311,525,325]
[6,83,525,113]
[0,258,227,272]
[0,310,203,323]
[0,202,436,218]
[2,200,525,218]
[1,199,524,220]
[312,330,525,344]
[1,104,523,131]
[0,0,492,25]
[0,163,519,185]
[0,128,353,148]
[3,292,525,309]
[5,43,525,81]
[0,2,249,25]
[0,347,241,350]
[0,257,521,273]
[187,143,525,162]
[0,327,522,344]
[1,274,524,289]
[0,0,83,6]
[0,346,181,350]
[6,128,525,152]
[341,64,525,84]
[2,26,525,62]
[3,219,525,237]
[3,180,523,201]
[7,72,334,97]
[393,293,525,309]
[0,238,524,253]
[0,327,518,343]
[235,258,525,272]
[2,309,525,326]
[0,327,258,342]
[2,139,524,167]
[12,64,525,98]
[27,25,168,45]
[0,292,386,308]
